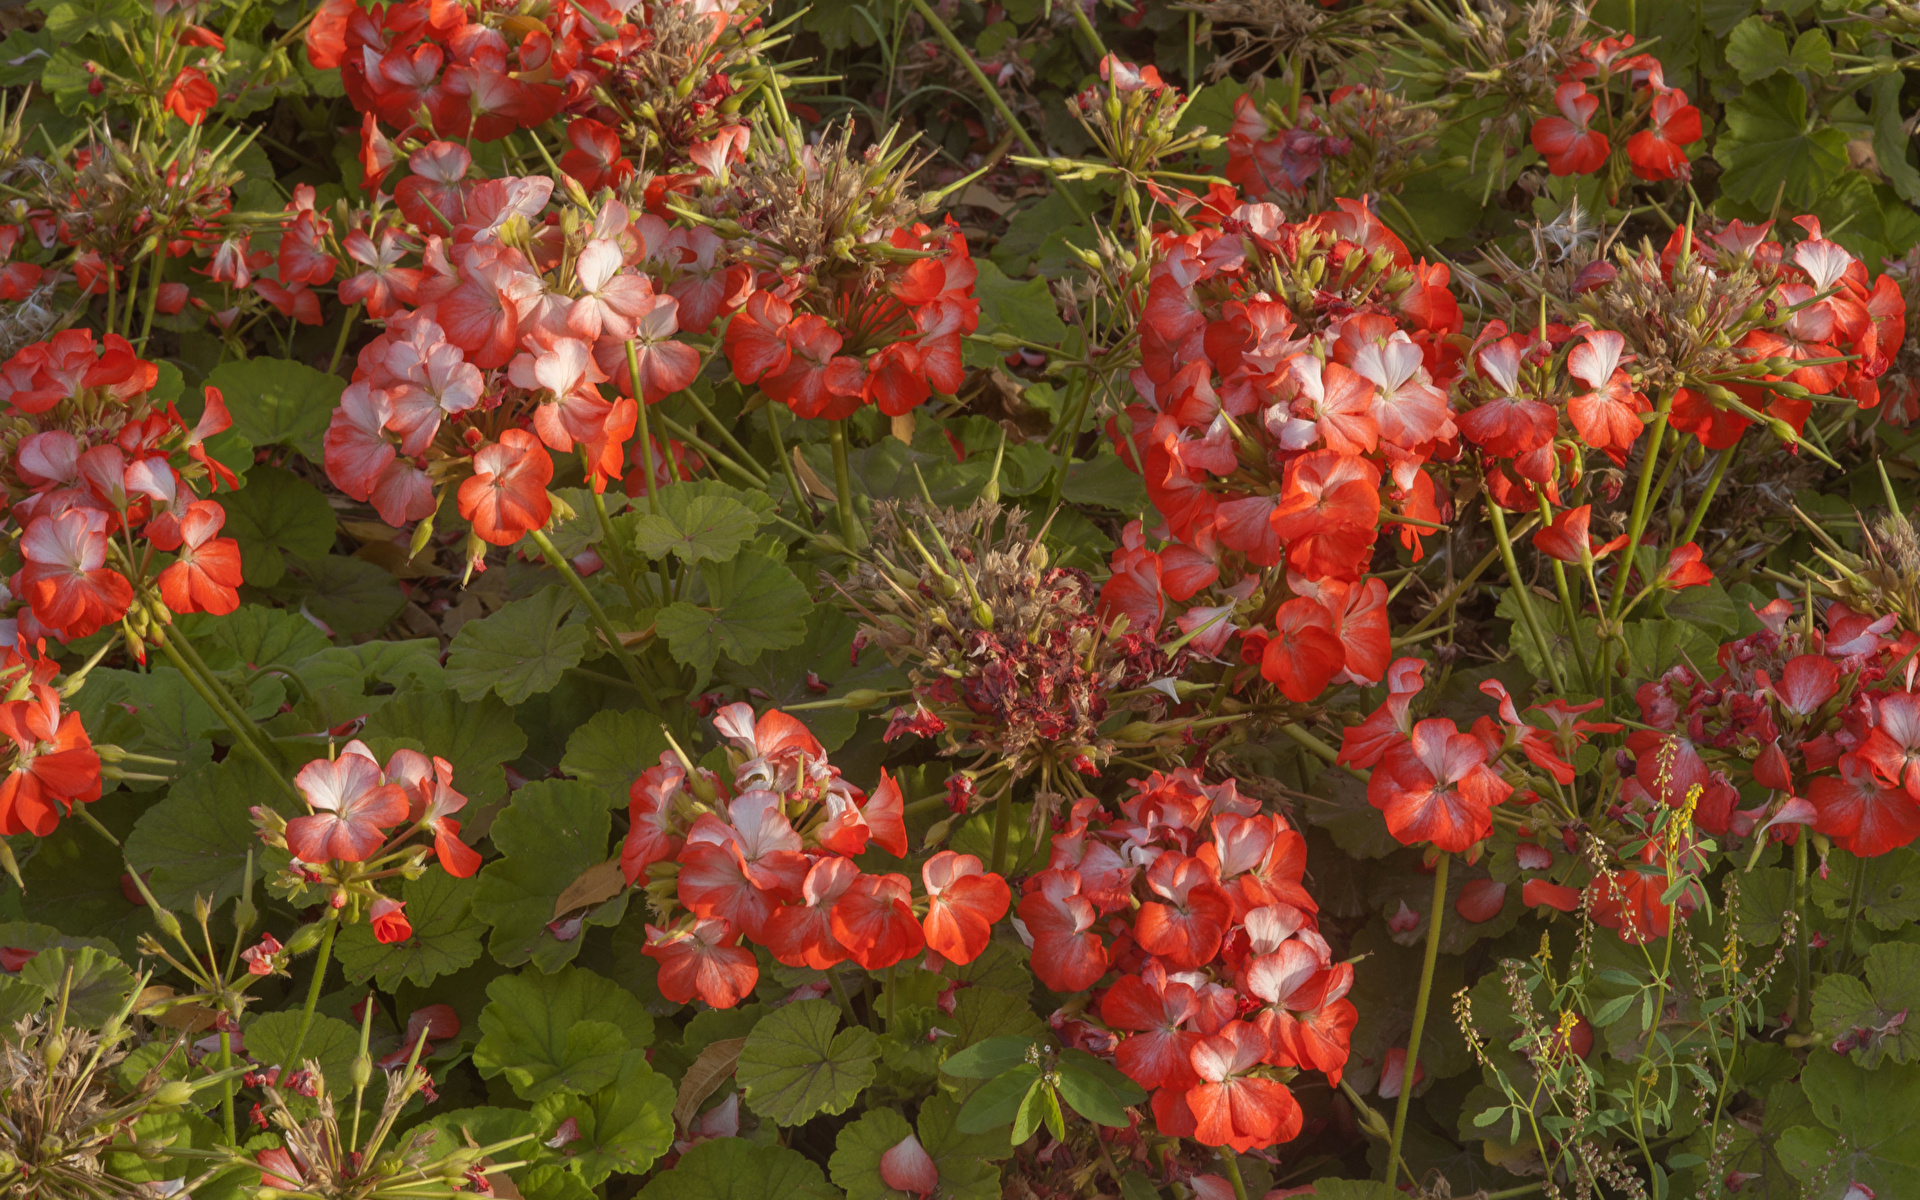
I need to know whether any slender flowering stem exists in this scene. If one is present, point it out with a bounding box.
[1486,500,1568,694]
[1680,445,1734,544]
[156,632,299,802]
[677,382,768,484]
[1383,853,1450,1200]
[989,786,1014,876]
[1607,388,1677,622]
[766,404,816,531]
[327,302,361,375]
[905,0,1094,225]
[278,917,336,1075]
[527,527,665,717]
[1219,1149,1250,1200]
[830,419,861,549]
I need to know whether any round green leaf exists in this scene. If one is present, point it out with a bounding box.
[734,998,878,1126]
[533,1050,674,1184]
[335,872,485,990]
[472,780,625,972]
[636,1137,837,1200]
[473,965,653,1101]
[447,586,590,705]
[221,465,338,587]
[828,1107,915,1200]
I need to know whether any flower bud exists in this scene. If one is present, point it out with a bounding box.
[284,922,328,956]
[150,1080,198,1110]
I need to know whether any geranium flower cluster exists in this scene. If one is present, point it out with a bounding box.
[250,740,481,939]
[306,0,762,197]
[0,329,241,644]
[1016,770,1344,1154]
[628,704,1011,1009]
[1102,195,1460,705]
[1339,658,1620,855]
[323,164,711,558]
[715,123,980,420]
[1554,216,1906,453]
[1525,34,1702,182]
[848,500,1178,811]
[0,639,100,838]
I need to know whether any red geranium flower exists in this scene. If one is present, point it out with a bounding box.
[286,742,409,864]
[1530,82,1609,175]
[1367,718,1514,852]
[919,851,1009,964]
[645,918,760,1008]
[1184,1020,1303,1152]
[164,68,218,125]
[1627,88,1702,181]
[0,687,101,837]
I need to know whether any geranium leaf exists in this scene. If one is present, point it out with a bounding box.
[125,754,295,910]
[1715,75,1849,209]
[635,1138,837,1200]
[1779,1051,1920,1198]
[472,780,626,972]
[1813,848,1920,931]
[473,965,652,1101]
[629,483,767,564]
[220,465,338,587]
[734,998,878,1126]
[245,1010,361,1100]
[68,667,220,780]
[207,356,345,460]
[1812,942,1920,1068]
[917,1093,1011,1200]
[184,605,332,670]
[941,1036,1038,1079]
[532,1049,675,1184]
[561,708,670,806]
[335,872,485,990]
[16,946,135,1027]
[266,554,406,636]
[655,552,811,676]
[448,586,590,704]
[828,1108,915,1200]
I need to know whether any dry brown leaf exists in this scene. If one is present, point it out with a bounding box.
[673,1037,747,1129]
[890,411,916,445]
[553,860,627,920]
[136,986,220,1033]
[793,447,835,501]
[957,183,1015,215]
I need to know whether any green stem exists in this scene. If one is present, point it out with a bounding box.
[526,528,665,717]
[587,477,645,610]
[1679,445,1734,544]
[1403,525,1532,638]
[628,343,660,516]
[677,385,768,483]
[279,918,336,1075]
[989,787,1013,875]
[1219,1149,1250,1200]
[827,967,862,1029]
[1383,854,1450,1200]
[1045,376,1095,513]
[903,0,1094,225]
[1608,390,1677,621]
[156,634,297,801]
[138,250,166,349]
[327,303,361,375]
[1067,0,1108,59]
[1486,501,1567,694]
[1836,856,1866,971]
[766,405,815,531]
[829,419,861,549]
[220,1030,236,1143]
[885,964,897,1029]
[1792,833,1811,1029]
